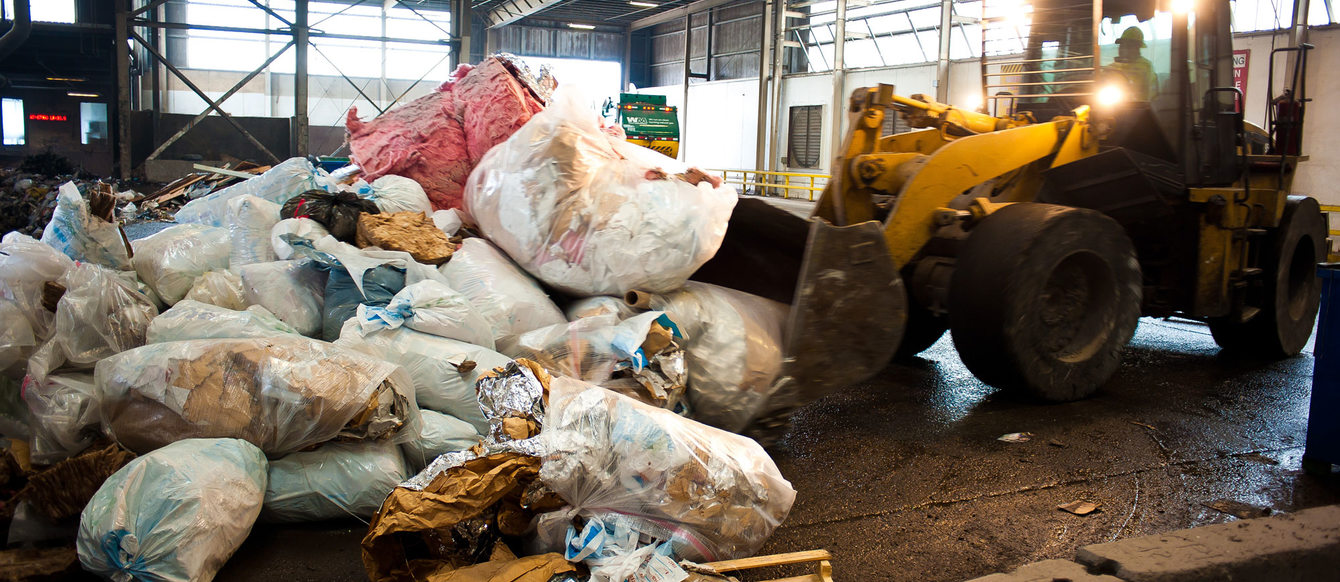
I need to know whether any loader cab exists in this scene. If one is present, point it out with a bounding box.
[982,0,1240,184]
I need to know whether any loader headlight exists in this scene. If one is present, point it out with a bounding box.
[1097,84,1126,107]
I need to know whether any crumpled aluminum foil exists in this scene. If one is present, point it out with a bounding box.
[400,437,546,491]
[492,52,555,104]
[476,360,547,443]
[402,359,551,490]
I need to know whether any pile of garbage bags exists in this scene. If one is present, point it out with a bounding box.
[0,60,803,582]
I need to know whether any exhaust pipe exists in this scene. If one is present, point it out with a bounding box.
[0,0,31,61]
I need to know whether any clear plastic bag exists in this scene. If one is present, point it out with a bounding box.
[22,373,100,465]
[335,318,504,432]
[146,300,300,344]
[366,175,433,214]
[27,263,158,382]
[95,336,421,455]
[0,300,36,376]
[354,279,495,349]
[270,218,330,260]
[77,438,268,582]
[264,440,408,523]
[238,260,327,337]
[0,232,74,340]
[400,409,480,471]
[564,296,639,322]
[182,269,247,310]
[175,157,333,227]
[439,238,565,346]
[539,376,795,562]
[651,282,789,432]
[40,182,132,271]
[227,194,283,269]
[131,224,232,306]
[463,87,737,295]
[506,312,687,411]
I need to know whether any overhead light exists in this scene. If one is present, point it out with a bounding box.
[568,23,596,29]
[1171,0,1194,14]
[67,91,100,98]
[629,1,659,7]
[46,77,85,82]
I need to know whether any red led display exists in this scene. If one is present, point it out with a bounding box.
[28,114,68,121]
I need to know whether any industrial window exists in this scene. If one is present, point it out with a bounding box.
[1,98,24,146]
[2,0,76,23]
[80,102,108,145]
[882,109,911,136]
[788,105,823,169]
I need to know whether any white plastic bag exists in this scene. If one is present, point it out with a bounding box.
[146,300,300,344]
[0,232,74,340]
[78,438,267,582]
[181,269,247,310]
[270,218,330,260]
[651,282,789,432]
[238,260,326,337]
[40,182,132,271]
[439,238,565,346]
[539,376,795,562]
[264,441,407,523]
[96,336,421,455]
[431,209,463,236]
[22,373,100,464]
[354,280,494,349]
[27,263,158,382]
[335,319,502,432]
[131,224,232,306]
[175,157,332,227]
[464,87,737,295]
[366,175,432,214]
[400,409,480,471]
[227,194,282,269]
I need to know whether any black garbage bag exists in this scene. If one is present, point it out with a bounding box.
[280,189,379,243]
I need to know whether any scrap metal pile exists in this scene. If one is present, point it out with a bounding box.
[0,55,801,582]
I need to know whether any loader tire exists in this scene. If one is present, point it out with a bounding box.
[1209,196,1326,357]
[949,203,1142,401]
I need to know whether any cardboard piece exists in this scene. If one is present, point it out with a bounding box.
[361,452,545,582]
[356,211,456,265]
[409,552,576,582]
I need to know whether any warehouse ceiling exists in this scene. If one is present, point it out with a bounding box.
[470,0,700,28]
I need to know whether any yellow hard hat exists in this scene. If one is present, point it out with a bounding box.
[1118,27,1146,47]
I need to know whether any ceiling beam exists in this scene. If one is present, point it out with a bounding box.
[629,0,743,31]
[484,0,567,27]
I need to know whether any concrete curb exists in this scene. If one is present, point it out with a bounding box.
[964,505,1340,582]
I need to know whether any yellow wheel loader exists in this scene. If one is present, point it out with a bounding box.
[691,0,1324,437]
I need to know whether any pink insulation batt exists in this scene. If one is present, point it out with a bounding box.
[345,57,546,210]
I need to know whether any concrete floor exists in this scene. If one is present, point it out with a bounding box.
[205,317,1340,582]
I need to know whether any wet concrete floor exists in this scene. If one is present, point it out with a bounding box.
[213,317,1340,582]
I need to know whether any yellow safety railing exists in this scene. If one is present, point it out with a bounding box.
[1321,205,1340,237]
[711,169,829,201]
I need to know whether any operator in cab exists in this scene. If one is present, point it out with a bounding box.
[1104,27,1158,101]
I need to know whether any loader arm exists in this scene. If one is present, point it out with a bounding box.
[815,84,1096,269]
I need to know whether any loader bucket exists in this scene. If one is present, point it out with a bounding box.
[691,198,906,428]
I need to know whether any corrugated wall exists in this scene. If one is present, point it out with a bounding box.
[648,0,763,87]
[490,20,624,61]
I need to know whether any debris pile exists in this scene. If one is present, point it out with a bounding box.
[0,56,805,582]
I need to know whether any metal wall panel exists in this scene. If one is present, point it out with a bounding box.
[645,0,763,84]
[555,29,590,58]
